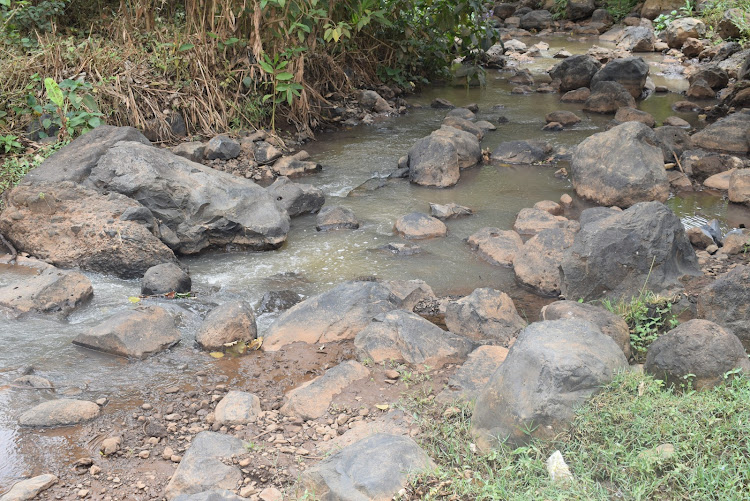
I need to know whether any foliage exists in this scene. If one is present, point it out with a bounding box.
[0,134,22,154]
[1,0,68,36]
[551,0,568,21]
[397,371,750,500]
[653,0,696,32]
[603,0,639,22]
[0,139,66,203]
[699,0,750,40]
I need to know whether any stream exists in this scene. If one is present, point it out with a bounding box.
[2,34,750,490]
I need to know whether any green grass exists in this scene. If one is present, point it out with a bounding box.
[0,139,65,204]
[400,371,750,500]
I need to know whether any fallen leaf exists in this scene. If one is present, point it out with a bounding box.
[209,352,224,359]
[375,404,389,411]
[128,296,141,303]
[223,340,238,347]
[248,337,263,350]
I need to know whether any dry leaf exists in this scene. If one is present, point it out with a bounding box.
[209,352,224,359]
[375,404,389,411]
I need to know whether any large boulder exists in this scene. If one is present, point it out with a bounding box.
[729,168,750,205]
[0,474,58,501]
[300,434,433,501]
[266,176,325,217]
[654,126,693,162]
[697,265,750,350]
[571,122,668,207]
[584,81,636,113]
[617,26,656,52]
[444,288,526,346]
[471,319,628,449]
[519,10,553,30]
[549,55,601,92]
[641,0,685,19]
[18,399,100,427]
[87,141,289,254]
[590,57,650,99]
[394,212,447,240]
[567,0,595,21]
[664,18,706,49]
[262,281,401,351]
[164,432,245,500]
[513,228,576,296]
[72,305,181,359]
[541,301,632,358]
[0,182,176,278]
[560,202,701,301]
[645,319,750,390]
[436,345,509,403]
[466,228,523,267]
[141,263,191,295]
[407,126,481,187]
[691,112,750,154]
[0,260,92,318]
[195,301,257,351]
[355,310,475,367]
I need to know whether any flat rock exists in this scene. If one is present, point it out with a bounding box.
[436,345,509,403]
[18,399,100,427]
[429,202,473,219]
[394,212,447,239]
[691,112,750,154]
[0,263,92,318]
[466,228,523,267]
[704,169,735,190]
[165,432,245,500]
[300,433,433,501]
[266,176,325,216]
[382,279,436,311]
[195,301,257,351]
[281,361,370,420]
[316,206,359,231]
[492,140,551,164]
[513,208,572,236]
[173,491,245,501]
[263,281,401,351]
[355,310,474,368]
[444,288,526,346]
[545,111,581,126]
[73,305,181,359]
[0,474,58,501]
[214,391,261,425]
[316,410,416,455]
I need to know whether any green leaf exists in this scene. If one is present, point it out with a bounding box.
[42,118,52,129]
[259,60,274,73]
[275,72,294,81]
[44,78,65,109]
[88,117,102,128]
[242,76,253,87]
[82,94,100,113]
[178,43,194,52]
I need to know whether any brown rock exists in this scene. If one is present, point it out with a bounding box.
[444,288,526,345]
[703,169,736,190]
[466,228,523,267]
[615,107,656,127]
[195,301,257,351]
[728,168,750,205]
[513,228,576,296]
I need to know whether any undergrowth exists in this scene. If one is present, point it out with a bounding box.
[399,371,750,500]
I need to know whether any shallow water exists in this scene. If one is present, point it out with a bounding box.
[2,34,749,490]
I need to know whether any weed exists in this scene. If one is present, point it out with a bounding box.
[603,0,639,22]
[0,139,65,204]
[0,134,22,154]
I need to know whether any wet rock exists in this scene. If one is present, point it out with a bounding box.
[567,0,595,20]
[541,301,631,358]
[511,85,533,95]
[172,142,206,163]
[663,116,690,127]
[316,206,359,231]
[560,202,701,301]
[406,136,459,187]
[204,136,240,160]
[492,140,551,164]
[257,290,302,314]
[73,305,181,359]
[141,263,191,296]
[355,310,474,368]
[509,69,534,86]
[664,18,706,49]
[394,212,447,239]
[615,107,655,127]
[436,346,509,403]
[513,208,572,236]
[429,202,473,219]
[692,112,750,154]
[281,361,370,420]
[690,66,729,90]
[443,116,484,140]
[444,288,526,345]
[548,55,601,92]
[545,111,581,126]
[263,281,401,351]
[672,100,702,112]
[12,375,53,389]
[359,89,392,113]
[543,122,563,131]
[300,433,433,500]
[266,176,325,216]
[645,320,750,390]
[590,57,649,99]
[173,491,245,501]
[687,78,715,99]
[271,151,322,177]
[519,10,553,31]
[164,431,245,500]
[698,265,750,350]
[381,242,422,256]
[533,200,563,215]
[214,391,261,425]
[617,26,656,52]
[703,169,735,190]
[513,228,576,296]
[195,301,257,351]
[504,39,526,52]
[430,98,454,108]
[0,474,58,501]
[19,399,100,427]
[729,167,750,206]
[560,87,591,103]
[0,264,92,318]
[0,183,176,279]
[471,319,628,449]
[446,107,476,120]
[571,122,668,207]
[466,228,523,267]
[654,126,692,162]
[584,81,636,113]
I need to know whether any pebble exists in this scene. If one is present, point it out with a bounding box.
[170,455,182,463]
[162,447,174,460]
[142,403,152,410]
[96,398,107,406]
[89,465,101,475]
[384,369,400,379]
[78,489,89,498]
[138,450,150,459]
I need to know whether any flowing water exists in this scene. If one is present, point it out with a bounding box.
[2,34,749,490]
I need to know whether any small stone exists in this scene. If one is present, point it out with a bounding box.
[547,450,573,483]
[385,369,400,379]
[142,403,152,410]
[162,447,174,460]
[95,398,107,406]
[706,244,719,255]
[100,437,121,456]
[259,486,284,501]
[78,489,90,498]
[89,465,101,475]
[170,455,182,463]
[560,194,573,207]
[138,450,150,459]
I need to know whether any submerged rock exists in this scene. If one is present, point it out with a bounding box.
[394,212,447,240]
[0,262,92,318]
[19,399,100,427]
[316,206,359,231]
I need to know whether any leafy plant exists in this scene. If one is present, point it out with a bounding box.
[0,134,22,154]
[551,0,568,20]
[259,50,304,131]
[653,0,695,32]
[39,78,103,140]
[603,0,639,22]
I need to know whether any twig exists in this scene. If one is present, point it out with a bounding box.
[0,232,17,264]
[673,151,685,174]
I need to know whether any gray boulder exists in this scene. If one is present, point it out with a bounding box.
[300,433,433,501]
[316,206,359,231]
[141,263,191,295]
[645,319,750,390]
[195,301,257,351]
[664,17,706,49]
[257,290,302,314]
[204,135,240,160]
[407,126,481,188]
[584,81,636,113]
[429,202,473,219]
[214,390,261,425]
[263,281,401,351]
[492,140,551,164]
[443,116,484,140]
[542,301,632,358]
[73,305,181,359]
[0,474,58,501]
[466,228,523,267]
[590,57,650,99]
[571,122,668,207]
[444,288,526,346]
[19,399,100,427]
[567,0,595,21]
[436,345,509,403]
[164,432,245,500]
[355,310,475,367]
[617,26,656,52]
[549,55,601,92]
[88,141,289,254]
[471,319,628,449]
[394,212,447,240]
[691,112,750,154]
[432,125,482,169]
[560,202,701,301]
[519,10,552,31]
[697,265,750,350]
[513,228,576,296]
[266,176,325,216]
[654,126,693,162]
